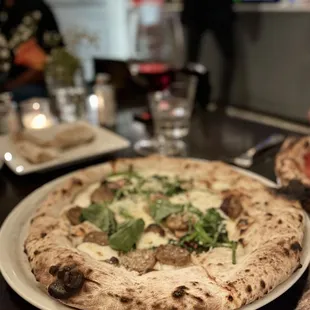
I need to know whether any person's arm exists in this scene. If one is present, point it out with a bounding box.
[4,69,44,91]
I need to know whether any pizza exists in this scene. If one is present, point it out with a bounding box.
[275,136,310,212]
[24,156,305,310]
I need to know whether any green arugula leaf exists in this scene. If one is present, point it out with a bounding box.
[186,203,203,217]
[119,208,134,220]
[164,180,185,197]
[176,208,238,263]
[81,204,117,235]
[109,219,145,252]
[152,175,185,197]
[149,200,184,223]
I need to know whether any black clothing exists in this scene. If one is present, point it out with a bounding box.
[182,0,235,106]
[181,0,233,28]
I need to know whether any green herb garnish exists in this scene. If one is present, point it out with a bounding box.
[231,241,238,265]
[81,204,117,235]
[164,180,184,196]
[152,175,185,197]
[175,208,238,264]
[186,203,203,217]
[109,219,145,252]
[149,200,184,223]
[119,208,134,220]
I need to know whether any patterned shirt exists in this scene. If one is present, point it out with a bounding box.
[0,0,63,82]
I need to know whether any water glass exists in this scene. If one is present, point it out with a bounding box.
[55,87,86,123]
[135,74,197,156]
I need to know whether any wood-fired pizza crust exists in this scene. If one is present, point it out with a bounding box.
[275,136,310,186]
[24,157,305,310]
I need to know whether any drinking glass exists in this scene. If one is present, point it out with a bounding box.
[54,86,86,123]
[128,0,184,91]
[20,98,56,129]
[134,74,197,156]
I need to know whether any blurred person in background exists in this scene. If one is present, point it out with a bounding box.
[0,0,63,102]
[181,0,235,108]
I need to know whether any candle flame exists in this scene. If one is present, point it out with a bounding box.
[31,113,47,129]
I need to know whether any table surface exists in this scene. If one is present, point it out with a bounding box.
[0,105,309,310]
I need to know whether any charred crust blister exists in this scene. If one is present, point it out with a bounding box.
[227,295,234,302]
[120,297,132,303]
[283,248,290,256]
[290,242,302,253]
[246,285,252,293]
[260,280,266,289]
[172,286,188,298]
[48,280,71,299]
[40,232,47,238]
[49,265,61,276]
[48,265,84,300]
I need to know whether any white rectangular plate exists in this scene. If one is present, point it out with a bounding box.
[0,125,130,175]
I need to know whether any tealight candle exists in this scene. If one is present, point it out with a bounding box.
[22,112,54,129]
[20,98,55,129]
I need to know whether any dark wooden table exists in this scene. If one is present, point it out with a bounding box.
[0,106,309,310]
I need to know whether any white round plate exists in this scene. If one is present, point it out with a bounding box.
[0,165,309,310]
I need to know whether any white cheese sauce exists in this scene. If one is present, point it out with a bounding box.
[77,242,119,261]
[74,183,101,208]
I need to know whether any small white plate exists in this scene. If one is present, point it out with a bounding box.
[0,124,130,175]
[0,165,309,310]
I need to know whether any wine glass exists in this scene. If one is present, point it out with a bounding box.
[129,0,196,156]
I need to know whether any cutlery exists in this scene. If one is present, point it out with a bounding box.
[228,134,285,168]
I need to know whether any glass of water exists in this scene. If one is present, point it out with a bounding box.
[134,74,197,156]
[54,86,86,123]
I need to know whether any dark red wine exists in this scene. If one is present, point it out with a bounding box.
[129,62,173,92]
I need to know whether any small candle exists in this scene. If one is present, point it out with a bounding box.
[22,112,54,129]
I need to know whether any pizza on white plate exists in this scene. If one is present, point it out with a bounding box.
[275,136,310,212]
[24,156,305,309]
